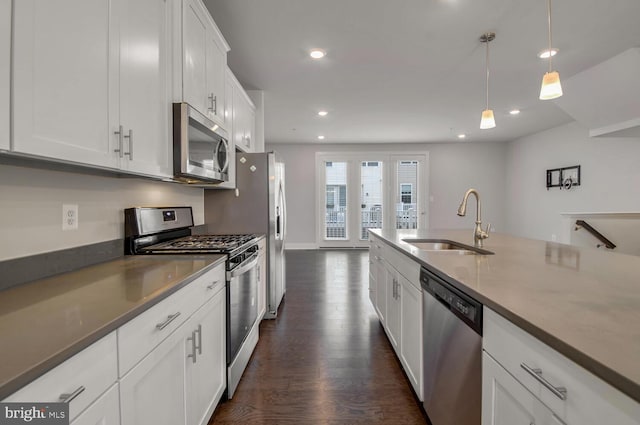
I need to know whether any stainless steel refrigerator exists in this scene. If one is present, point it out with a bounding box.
[204,151,286,319]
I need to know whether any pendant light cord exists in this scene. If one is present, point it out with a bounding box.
[547,0,553,72]
[485,35,490,110]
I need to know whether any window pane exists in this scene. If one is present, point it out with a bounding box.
[360,161,383,240]
[396,161,418,229]
[325,161,347,239]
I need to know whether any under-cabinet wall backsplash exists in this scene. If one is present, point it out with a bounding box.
[0,163,204,261]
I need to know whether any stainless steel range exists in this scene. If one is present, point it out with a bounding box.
[125,206,261,398]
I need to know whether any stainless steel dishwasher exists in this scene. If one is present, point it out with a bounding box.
[420,266,482,425]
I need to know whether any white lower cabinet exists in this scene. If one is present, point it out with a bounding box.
[119,324,187,425]
[483,307,640,425]
[120,263,227,425]
[367,255,376,307]
[71,383,120,425]
[3,332,118,423]
[185,289,226,425]
[368,233,423,400]
[385,265,401,351]
[3,264,227,425]
[399,274,422,399]
[483,352,564,425]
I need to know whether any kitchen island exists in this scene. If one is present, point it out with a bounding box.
[369,228,640,408]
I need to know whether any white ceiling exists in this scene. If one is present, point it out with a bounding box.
[204,0,640,144]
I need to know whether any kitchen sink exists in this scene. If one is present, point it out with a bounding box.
[401,239,494,255]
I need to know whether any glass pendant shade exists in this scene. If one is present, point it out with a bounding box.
[539,71,563,100]
[480,109,496,129]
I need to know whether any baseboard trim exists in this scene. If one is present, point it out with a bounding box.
[285,242,318,250]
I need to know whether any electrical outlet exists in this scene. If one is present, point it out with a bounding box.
[62,204,78,230]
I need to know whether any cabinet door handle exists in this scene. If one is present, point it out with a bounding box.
[114,125,124,158]
[208,93,217,114]
[124,129,133,160]
[195,324,202,355]
[59,386,85,403]
[207,280,219,290]
[520,363,567,400]
[156,312,181,330]
[187,330,197,363]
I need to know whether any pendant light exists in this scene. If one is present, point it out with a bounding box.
[539,0,563,100]
[480,32,496,130]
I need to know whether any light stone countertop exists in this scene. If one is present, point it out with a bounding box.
[0,254,226,400]
[370,228,640,403]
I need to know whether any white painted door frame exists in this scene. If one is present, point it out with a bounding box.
[315,152,428,248]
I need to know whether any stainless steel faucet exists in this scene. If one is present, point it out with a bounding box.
[457,188,490,247]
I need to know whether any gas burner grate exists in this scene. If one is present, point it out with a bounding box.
[155,234,257,252]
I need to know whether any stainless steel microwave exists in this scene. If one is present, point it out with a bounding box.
[173,103,229,184]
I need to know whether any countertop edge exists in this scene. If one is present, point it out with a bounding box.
[370,230,640,404]
[0,255,227,400]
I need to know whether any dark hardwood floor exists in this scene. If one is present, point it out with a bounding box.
[209,249,427,424]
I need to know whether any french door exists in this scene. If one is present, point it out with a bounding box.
[316,153,428,248]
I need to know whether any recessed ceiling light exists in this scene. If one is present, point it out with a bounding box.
[310,49,326,59]
[457,134,466,139]
[318,110,328,116]
[538,48,558,59]
[317,135,325,140]
[509,109,521,115]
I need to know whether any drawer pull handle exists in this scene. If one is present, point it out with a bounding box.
[156,312,181,330]
[59,386,85,403]
[206,280,220,290]
[520,363,567,400]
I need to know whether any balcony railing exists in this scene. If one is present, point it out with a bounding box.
[325,204,418,240]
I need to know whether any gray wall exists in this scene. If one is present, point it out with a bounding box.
[505,121,640,241]
[0,164,204,261]
[268,142,507,247]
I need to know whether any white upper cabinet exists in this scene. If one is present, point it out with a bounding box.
[229,71,256,153]
[113,0,172,177]
[0,0,10,151]
[205,31,226,124]
[211,67,236,189]
[12,0,172,178]
[181,0,228,126]
[13,0,116,168]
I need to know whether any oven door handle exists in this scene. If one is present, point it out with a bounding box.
[227,253,259,279]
